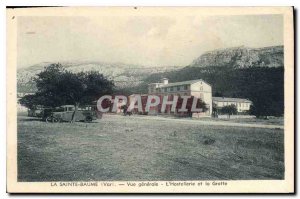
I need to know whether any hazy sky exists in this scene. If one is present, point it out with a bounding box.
[17,14,283,68]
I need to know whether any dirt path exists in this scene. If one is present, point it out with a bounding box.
[108,114,284,129]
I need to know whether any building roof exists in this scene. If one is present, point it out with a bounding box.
[129,94,149,97]
[212,97,252,103]
[148,83,162,85]
[61,105,75,107]
[157,79,209,88]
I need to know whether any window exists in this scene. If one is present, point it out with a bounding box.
[170,87,173,91]
[55,107,64,112]
[164,88,167,92]
[177,86,180,91]
[184,85,188,90]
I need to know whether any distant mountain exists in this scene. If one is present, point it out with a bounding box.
[190,46,283,68]
[17,61,183,92]
[17,45,284,93]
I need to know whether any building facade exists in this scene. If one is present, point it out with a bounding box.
[212,97,252,113]
[148,78,212,117]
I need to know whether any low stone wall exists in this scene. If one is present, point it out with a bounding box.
[216,115,256,119]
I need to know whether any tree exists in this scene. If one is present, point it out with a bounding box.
[19,91,55,109]
[120,104,128,114]
[20,63,115,122]
[236,67,284,118]
[176,96,208,117]
[249,100,283,118]
[193,98,209,114]
[220,104,237,118]
[18,94,40,110]
[212,103,218,118]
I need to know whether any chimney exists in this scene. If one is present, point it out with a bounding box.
[162,78,169,85]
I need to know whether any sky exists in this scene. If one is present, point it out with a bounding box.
[17,14,283,68]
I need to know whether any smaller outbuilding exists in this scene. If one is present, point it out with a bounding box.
[212,97,252,113]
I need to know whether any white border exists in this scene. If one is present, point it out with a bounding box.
[1,0,298,198]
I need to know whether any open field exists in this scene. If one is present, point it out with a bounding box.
[18,114,284,181]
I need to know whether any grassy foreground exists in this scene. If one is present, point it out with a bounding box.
[17,114,284,181]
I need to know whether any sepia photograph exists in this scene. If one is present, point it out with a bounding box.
[6,6,294,193]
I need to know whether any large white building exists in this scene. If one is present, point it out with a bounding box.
[148,78,212,117]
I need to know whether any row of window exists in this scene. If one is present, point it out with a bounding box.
[216,102,250,107]
[149,85,206,93]
[160,85,189,93]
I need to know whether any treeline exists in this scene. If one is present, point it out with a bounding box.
[127,65,284,117]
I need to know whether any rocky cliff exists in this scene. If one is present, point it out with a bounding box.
[190,46,283,68]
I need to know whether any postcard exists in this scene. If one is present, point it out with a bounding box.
[6,6,294,193]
